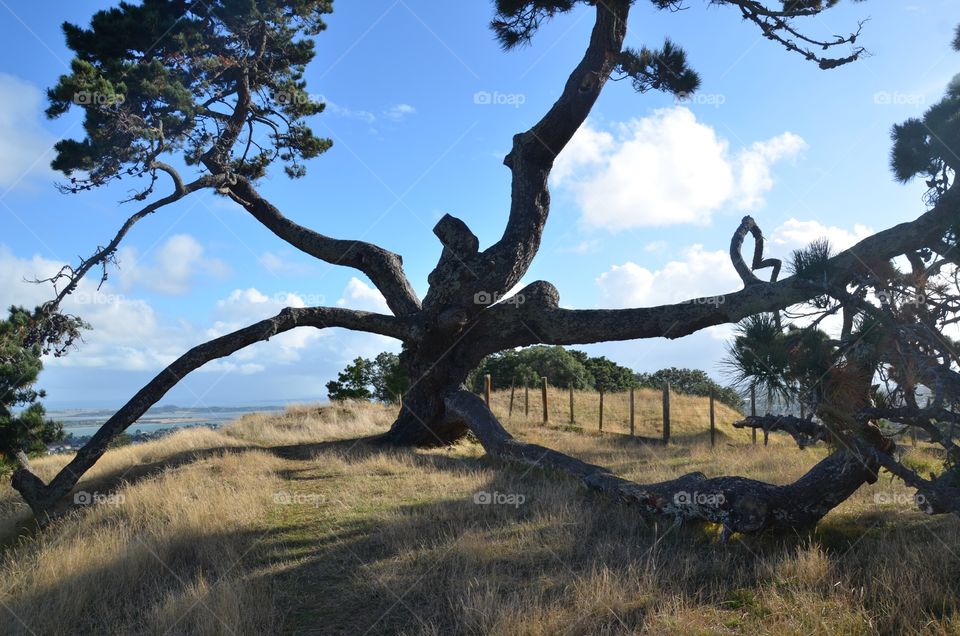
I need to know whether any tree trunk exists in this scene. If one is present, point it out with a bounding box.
[445,390,883,538]
[378,346,477,446]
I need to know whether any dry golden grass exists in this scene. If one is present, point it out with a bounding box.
[487,386,753,442]
[0,397,957,635]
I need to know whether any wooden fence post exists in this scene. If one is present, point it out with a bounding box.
[484,374,491,408]
[629,387,635,437]
[662,382,671,444]
[709,389,716,448]
[599,387,604,432]
[541,377,549,424]
[525,385,529,417]
[750,384,757,445]
[508,383,515,417]
[569,385,575,424]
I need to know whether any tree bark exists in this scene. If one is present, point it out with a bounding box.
[11,307,409,516]
[445,391,883,538]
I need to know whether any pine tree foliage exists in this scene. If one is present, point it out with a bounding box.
[46,0,334,196]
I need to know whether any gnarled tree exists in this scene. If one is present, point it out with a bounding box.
[12,1,960,537]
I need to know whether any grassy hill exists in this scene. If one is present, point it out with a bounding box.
[0,400,956,634]
[486,386,749,442]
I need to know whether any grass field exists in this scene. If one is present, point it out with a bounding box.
[0,394,956,634]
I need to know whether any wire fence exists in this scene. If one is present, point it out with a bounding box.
[479,375,755,446]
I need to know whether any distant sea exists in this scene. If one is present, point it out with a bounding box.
[49,404,291,438]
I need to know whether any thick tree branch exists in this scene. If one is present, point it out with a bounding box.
[475,188,959,350]
[445,390,881,539]
[224,177,421,316]
[734,414,828,448]
[480,0,631,298]
[12,306,410,515]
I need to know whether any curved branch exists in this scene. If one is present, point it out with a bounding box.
[734,414,828,448]
[480,0,631,296]
[12,306,410,515]
[224,177,421,316]
[445,390,881,539]
[476,187,959,350]
[34,169,220,308]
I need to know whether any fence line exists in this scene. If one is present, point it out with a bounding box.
[477,375,757,447]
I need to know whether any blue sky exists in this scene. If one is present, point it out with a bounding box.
[0,0,956,408]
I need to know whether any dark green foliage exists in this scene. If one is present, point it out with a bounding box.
[0,307,66,470]
[47,0,334,193]
[789,238,834,279]
[325,353,409,403]
[615,41,701,97]
[325,357,374,401]
[490,0,578,49]
[722,314,793,403]
[569,351,640,392]
[636,367,743,410]
[723,314,841,410]
[469,346,594,391]
[890,70,960,203]
[370,352,408,404]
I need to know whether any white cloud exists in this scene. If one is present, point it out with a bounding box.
[323,100,416,124]
[383,103,416,121]
[0,74,55,189]
[116,234,230,295]
[593,217,877,344]
[551,124,614,185]
[558,239,601,254]
[324,100,376,123]
[553,108,806,230]
[769,218,873,256]
[209,288,318,364]
[258,251,314,276]
[596,244,741,309]
[0,245,184,370]
[336,277,389,313]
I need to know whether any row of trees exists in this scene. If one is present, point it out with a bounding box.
[328,345,743,410]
